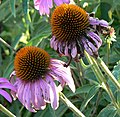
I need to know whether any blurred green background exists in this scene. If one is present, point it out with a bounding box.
[0,0,120,117]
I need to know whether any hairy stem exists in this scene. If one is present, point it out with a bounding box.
[0,37,16,53]
[97,57,120,90]
[0,104,16,117]
[85,51,119,109]
[59,92,86,117]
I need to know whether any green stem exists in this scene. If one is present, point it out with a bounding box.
[91,57,119,108]
[59,92,86,117]
[84,51,102,84]
[91,88,102,117]
[85,51,119,109]
[0,104,16,117]
[106,40,110,66]
[79,59,92,69]
[97,57,120,90]
[75,62,84,86]
[0,37,16,53]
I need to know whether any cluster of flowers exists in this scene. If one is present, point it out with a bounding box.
[0,0,114,112]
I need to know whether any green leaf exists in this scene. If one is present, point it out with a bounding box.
[67,84,94,97]
[112,61,120,82]
[34,105,56,117]
[97,104,117,117]
[10,0,16,17]
[80,85,100,111]
[55,104,68,117]
[27,33,50,46]
[3,60,14,78]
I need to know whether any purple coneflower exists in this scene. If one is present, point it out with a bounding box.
[10,46,75,112]
[50,4,109,66]
[34,0,70,15]
[0,78,16,102]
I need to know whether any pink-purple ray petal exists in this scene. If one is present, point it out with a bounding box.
[32,81,46,110]
[34,0,70,15]
[89,17,108,27]
[0,78,10,83]
[46,75,59,109]
[87,31,102,48]
[50,59,75,92]
[0,83,16,92]
[0,89,12,102]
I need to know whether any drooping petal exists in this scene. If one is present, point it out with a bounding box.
[22,82,36,112]
[89,17,108,27]
[50,59,75,92]
[63,0,70,4]
[0,89,12,102]
[99,20,109,27]
[0,78,10,83]
[82,39,93,56]
[54,0,63,6]
[82,37,98,57]
[31,80,46,110]
[0,82,16,92]
[46,75,59,109]
[71,45,77,58]
[47,0,53,8]
[87,31,102,48]
[39,79,51,103]
[39,0,50,15]
[17,80,26,103]
[50,36,58,51]
[34,0,40,10]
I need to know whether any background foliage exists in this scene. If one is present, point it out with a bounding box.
[0,0,120,117]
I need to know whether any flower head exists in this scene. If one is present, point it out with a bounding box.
[50,4,109,66]
[10,46,75,112]
[0,78,16,102]
[34,0,70,15]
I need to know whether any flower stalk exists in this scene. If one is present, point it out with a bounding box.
[85,51,119,109]
[0,37,16,53]
[59,92,86,117]
[96,57,120,90]
[0,104,16,117]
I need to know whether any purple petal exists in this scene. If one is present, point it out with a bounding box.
[49,71,66,88]
[46,75,59,109]
[82,38,98,56]
[31,81,46,110]
[17,81,25,103]
[82,38,93,55]
[50,36,58,51]
[89,17,100,26]
[99,20,109,27]
[54,0,63,6]
[22,82,35,112]
[50,36,56,48]
[71,45,77,58]
[87,31,102,48]
[63,0,70,4]
[0,89,12,102]
[47,0,53,8]
[0,78,9,83]
[39,79,51,102]
[0,83,16,92]
[50,59,75,92]
[89,17,108,28]
[34,0,40,10]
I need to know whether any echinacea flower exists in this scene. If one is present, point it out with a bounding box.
[50,4,109,66]
[10,46,75,112]
[34,0,70,15]
[0,78,16,102]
